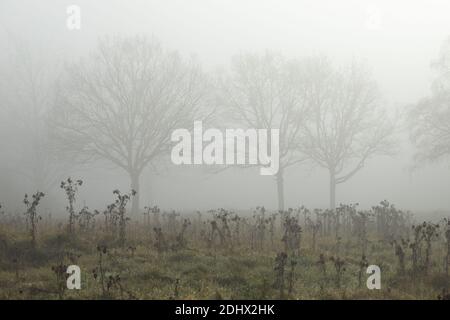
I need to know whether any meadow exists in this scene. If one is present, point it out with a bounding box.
[0,179,449,300]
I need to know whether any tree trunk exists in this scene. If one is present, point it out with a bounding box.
[329,169,336,210]
[130,171,140,216]
[276,168,285,211]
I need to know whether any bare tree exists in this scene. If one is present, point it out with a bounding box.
[220,52,308,210]
[0,36,64,193]
[409,37,450,166]
[51,36,207,215]
[299,57,395,209]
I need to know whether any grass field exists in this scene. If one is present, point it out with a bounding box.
[1,195,450,300]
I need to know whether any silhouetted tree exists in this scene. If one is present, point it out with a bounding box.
[220,52,308,210]
[51,36,207,215]
[0,37,64,192]
[299,57,395,209]
[409,37,450,166]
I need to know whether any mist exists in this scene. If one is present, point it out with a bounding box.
[1,0,450,216]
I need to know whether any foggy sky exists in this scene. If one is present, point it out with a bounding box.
[1,0,450,213]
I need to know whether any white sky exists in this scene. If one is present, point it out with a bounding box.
[1,0,450,212]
